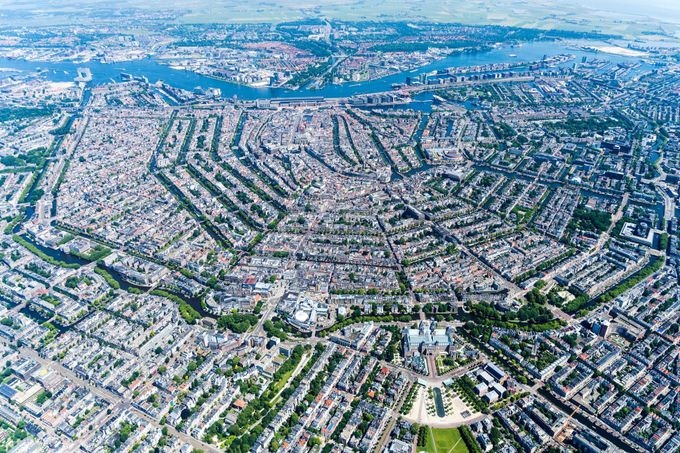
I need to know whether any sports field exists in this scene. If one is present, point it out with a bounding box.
[423,427,468,453]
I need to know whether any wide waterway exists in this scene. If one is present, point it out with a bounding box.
[0,39,649,100]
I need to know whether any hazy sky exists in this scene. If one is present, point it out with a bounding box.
[578,0,680,20]
[1,0,679,32]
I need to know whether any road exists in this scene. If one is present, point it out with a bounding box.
[533,191,631,323]
[14,345,220,453]
[596,192,629,252]
[433,219,522,294]
[247,282,286,339]
[373,381,411,453]
[307,54,348,90]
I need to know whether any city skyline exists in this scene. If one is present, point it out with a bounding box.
[0,4,678,453]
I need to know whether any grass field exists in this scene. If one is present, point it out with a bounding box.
[4,0,677,39]
[271,358,296,393]
[423,427,468,453]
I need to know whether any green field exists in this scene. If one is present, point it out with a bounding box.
[423,427,468,453]
[2,0,678,39]
[271,362,296,394]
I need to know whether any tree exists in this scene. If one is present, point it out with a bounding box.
[490,427,501,445]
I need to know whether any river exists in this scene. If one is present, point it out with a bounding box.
[0,39,650,100]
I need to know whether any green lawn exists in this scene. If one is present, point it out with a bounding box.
[424,427,468,453]
[271,366,295,394]
[270,353,307,397]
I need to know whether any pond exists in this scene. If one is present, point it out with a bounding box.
[432,386,447,417]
